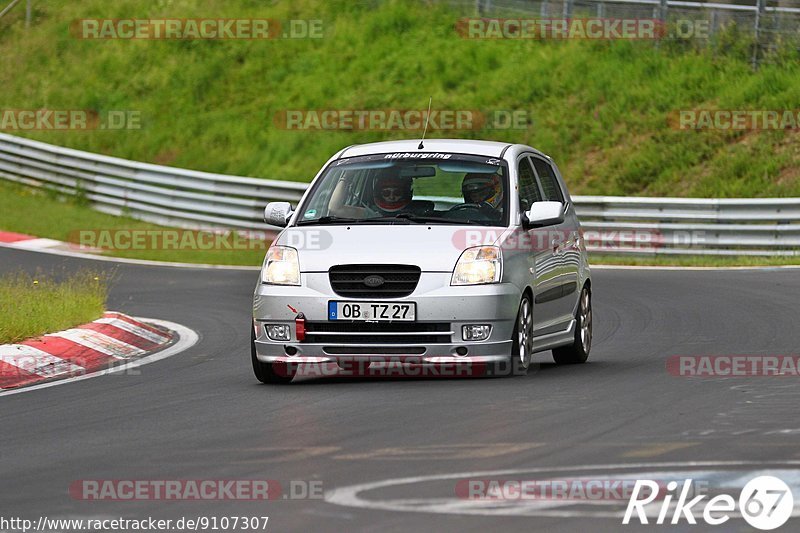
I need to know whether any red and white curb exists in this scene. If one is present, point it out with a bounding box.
[0,312,185,393]
[0,230,67,251]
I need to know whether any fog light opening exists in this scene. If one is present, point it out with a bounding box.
[455,346,469,356]
[462,324,491,342]
[264,323,290,341]
[285,345,298,356]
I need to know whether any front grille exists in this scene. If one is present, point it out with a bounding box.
[323,347,426,355]
[329,264,421,298]
[305,321,451,344]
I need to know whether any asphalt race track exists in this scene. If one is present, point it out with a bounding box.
[2,246,800,532]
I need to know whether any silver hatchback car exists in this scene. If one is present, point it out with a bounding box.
[251,139,592,383]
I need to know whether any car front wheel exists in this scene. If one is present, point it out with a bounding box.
[510,294,534,375]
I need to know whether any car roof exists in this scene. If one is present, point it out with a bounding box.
[338,139,514,159]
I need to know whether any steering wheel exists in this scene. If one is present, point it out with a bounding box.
[447,202,498,222]
[449,203,483,212]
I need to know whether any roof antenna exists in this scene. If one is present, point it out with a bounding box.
[418,96,432,150]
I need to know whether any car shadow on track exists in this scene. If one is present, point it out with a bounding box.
[255,359,608,386]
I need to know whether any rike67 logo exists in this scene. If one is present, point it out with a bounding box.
[623,476,794,530]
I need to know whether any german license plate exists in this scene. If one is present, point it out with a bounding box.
[328,301,416,322]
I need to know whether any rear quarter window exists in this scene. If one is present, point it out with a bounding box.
[532,158,564,203]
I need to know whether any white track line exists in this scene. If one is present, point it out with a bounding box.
[0,241,259,270]
[592,263,800,271]
[325,460,800,518]
[9,238,64,249]
[0,318,199,398]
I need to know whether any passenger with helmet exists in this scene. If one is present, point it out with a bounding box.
[373,175,413,214]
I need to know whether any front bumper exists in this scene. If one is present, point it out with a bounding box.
[253,272,520,364]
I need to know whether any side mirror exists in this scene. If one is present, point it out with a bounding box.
[264,202,293,227]
[523,201,565,228]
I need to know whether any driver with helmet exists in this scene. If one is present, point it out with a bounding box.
[460,172,503,219]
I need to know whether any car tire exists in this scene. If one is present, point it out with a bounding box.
[552,285,592,364]
[251,325,296,384]
[505,293,534,376]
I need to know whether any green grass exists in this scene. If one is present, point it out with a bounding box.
[0,181,269,265]
[0,269,109,343]
[0,0,798,198]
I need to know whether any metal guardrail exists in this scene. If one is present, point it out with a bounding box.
[576,196,800,256]
[0,132,307,231]
[0,0,21,20]
[0,132,798,256]
[471,0,800,67]
[0,0,31,26]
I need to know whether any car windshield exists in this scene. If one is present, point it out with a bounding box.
[296,153,509,227]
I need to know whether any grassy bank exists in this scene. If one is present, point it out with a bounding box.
[0,0,798,198]
[0,270,109,344]
[0,181,269,265]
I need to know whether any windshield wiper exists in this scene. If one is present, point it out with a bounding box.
[383,213,487,225]
[297,214,488,226]
[296,216,361,225]
[296,215,405,226]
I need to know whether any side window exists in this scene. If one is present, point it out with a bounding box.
[517,157,542,212]
[532,158,564,203]
[326,170,367,216]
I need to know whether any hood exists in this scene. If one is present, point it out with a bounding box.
[276,225,505,272]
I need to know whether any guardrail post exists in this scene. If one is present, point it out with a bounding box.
[475,0,489,16]
[653,0,667,48]
[752,0,766,68]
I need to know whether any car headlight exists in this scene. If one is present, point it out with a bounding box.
[261,246,300,285]
[451,246,502,285]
